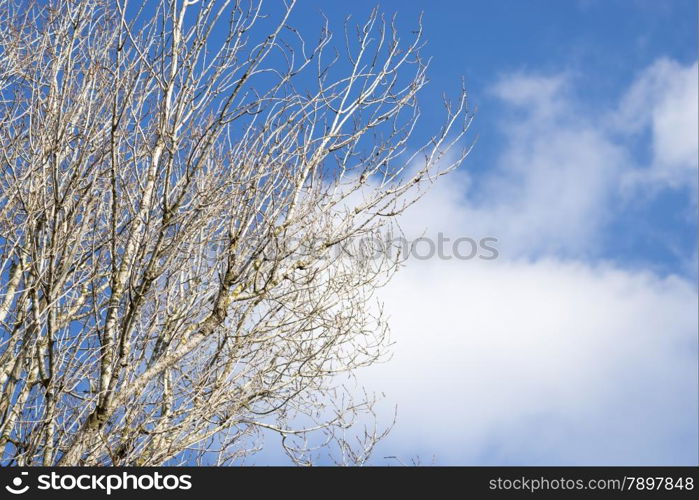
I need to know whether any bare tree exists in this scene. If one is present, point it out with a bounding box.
[0,0,470,466]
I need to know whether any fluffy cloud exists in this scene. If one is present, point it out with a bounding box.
[361,58,699,465]
[402,59,698,260]
[614,59,699,189]
[366,258,697,464]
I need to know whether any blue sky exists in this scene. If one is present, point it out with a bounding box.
[247,0,699,466]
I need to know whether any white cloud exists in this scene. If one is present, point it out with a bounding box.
[435,125,627,258]
[406,60,697,260]
[360,59,699,465]
[399,71,620,258]
[366,258,697,464]
[613,59,698,189]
